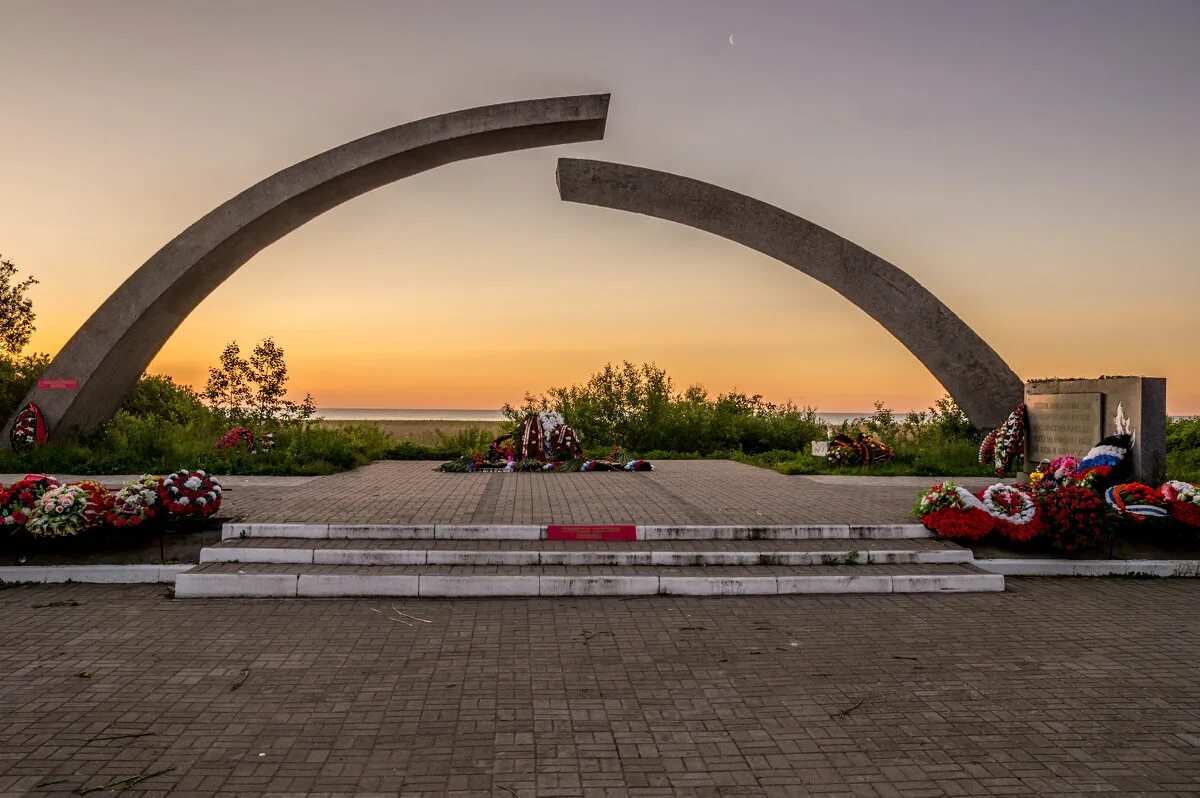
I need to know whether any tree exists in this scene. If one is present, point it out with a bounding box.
[0,255,37,358]
[204,338,315,423]
[204,341,252,418]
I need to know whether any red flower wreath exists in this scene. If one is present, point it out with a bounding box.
[1158,482,1200,528]
[922,506,994,540]
[1106,482,1167,523]
[217,427,255,451]
[159,469,222,517]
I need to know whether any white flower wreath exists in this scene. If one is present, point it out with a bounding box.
[981,484,1036,525]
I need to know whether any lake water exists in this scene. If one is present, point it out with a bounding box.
[318,408,875,425]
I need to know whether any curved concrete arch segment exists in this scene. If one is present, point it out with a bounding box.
[16,95,610,443]
[556,158,1021,428]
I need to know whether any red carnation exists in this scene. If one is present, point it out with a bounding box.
[922,507,994,540]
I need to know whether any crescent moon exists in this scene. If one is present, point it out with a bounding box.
[729,34,736,45]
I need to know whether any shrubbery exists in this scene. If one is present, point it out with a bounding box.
[503,361,829,455]
[1168,416,1200,482]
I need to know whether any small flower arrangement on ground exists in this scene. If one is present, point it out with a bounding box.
[26,484,101,538]
[1,474,60,527]
[160,469,222,517]
[107,475,163,527]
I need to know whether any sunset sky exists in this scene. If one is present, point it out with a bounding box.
[2,0,1198,414]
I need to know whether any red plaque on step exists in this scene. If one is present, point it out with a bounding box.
[547,524,636,541]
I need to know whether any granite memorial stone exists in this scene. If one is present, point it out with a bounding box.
[1025,377,1167,484]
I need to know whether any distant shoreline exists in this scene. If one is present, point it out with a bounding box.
[316,408,876,424]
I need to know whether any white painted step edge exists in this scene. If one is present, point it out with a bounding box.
[975,559,1200,577]
[221,523,930,540]
[173,571,1004,598]
[0,564,192,584]
[200,547,973,566]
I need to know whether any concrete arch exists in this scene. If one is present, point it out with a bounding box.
[555,158,1021,427]
[14,95,610,444]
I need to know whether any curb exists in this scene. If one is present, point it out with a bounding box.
[221,523,931,541]
[0,564,192,584]
[174,571,1005,598]
[201,547,974,567]
[975,559,1200,578]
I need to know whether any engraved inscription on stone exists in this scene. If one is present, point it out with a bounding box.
[1026,393,1102,462]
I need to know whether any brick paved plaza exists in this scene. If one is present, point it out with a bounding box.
[1,579,1197,796]
[220,461,1000,526]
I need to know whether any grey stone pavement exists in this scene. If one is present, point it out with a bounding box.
[0,579,1197,796]
[218,461,1003,526]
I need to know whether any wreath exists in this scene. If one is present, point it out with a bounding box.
[1104,482,1168,522]
[1159,481,1200,528]
[160,469,223,517]
[1,474,60,528]
[979,484,1042,542]
[827,433,895,468]
[978,429,998,467]
[991,404,1026,477]
[217,427,255,451]
[70,480,113,516]
[27,484,102,538]
[107,475,163,527]
[10,403,47,451]
[1074,434,1133,488]
[922,506,994,540]
[915,482,994,540]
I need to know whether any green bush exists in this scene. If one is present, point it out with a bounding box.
[503,361,828,455]
[0,372,394,476]
[1167,417,1200,482]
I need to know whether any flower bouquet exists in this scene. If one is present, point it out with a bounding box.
[1035,483,1110,553]
[1,474,60,528]
[1159,481,1200,529]
[160,469,222,517]
[979,483,1043,542]
[107,475,163,528]
[27,484,102,538]
[915,482,994,540]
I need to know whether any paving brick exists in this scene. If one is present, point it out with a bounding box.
[0,581,1197,794]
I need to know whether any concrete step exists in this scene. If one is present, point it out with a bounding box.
[200,537,972,567]
[222,523,929,541]
[175,562,1002,598]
